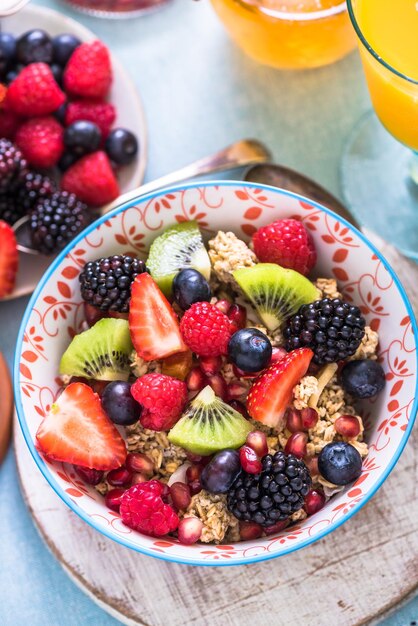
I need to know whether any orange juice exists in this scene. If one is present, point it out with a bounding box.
[210,0,356,69]
[350,0,418,149]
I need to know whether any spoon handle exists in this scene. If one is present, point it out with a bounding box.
[0,353,12,465]
[100,139,272,215]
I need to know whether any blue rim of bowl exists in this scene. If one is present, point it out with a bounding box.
[14,180,418,567]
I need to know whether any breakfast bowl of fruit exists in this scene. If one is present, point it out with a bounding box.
[14,181,417,565]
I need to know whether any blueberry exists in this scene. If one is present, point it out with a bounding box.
[16,30,53,65]
[102,381,142,426]
[64,121,102,156]
[58,152,79,172]
[105,128,138,165]
[318,442,362,485]
[50,63,63,86]
[0,33,16,75]
[200,450,241,494]
[341,359,385,399]
[54,103,67,125]
[52,33,81,67]
[228,328,272,373]
[172,268,211,310]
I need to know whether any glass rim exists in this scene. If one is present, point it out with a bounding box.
[347,0,418,85]
[241,1,347,22]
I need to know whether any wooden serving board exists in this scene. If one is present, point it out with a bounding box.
[14,237,418,626]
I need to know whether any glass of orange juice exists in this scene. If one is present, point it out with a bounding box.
[210,0,356,70]
[341,0,418,260]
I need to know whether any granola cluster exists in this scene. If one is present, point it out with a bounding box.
[208,231,257,286]
[182,490,237,543]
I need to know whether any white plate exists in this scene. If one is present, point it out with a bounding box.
[3,4,147,301]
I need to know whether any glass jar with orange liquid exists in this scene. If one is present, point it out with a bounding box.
[341,0,418,261]
[210,0,356,69]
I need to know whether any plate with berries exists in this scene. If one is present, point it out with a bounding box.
[0,3,147,301]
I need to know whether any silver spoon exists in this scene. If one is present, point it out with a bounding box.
[14,139,272,255]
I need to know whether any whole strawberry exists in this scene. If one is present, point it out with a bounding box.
[63,40,112,100]
[120,480,179,537]
[252,219,317,276]
[6,63,65,117]
[15,116,64,168]
[61,150,119,207]
[131,373,188,431]
[180,301,232,357]
[65,100,116,138]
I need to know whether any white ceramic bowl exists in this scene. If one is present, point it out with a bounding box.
[15,181,418,566]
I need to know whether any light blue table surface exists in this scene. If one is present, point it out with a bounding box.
[0,1,417,624]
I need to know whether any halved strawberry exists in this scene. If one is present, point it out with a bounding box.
[246,348,314,429]
[36,382,127,470]
[129,273,187,362]
[0,221,18,298]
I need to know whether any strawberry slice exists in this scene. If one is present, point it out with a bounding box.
[129,273,187,362]
[246,348,314,429]
[0,221,18,298]
[36,382,127,470]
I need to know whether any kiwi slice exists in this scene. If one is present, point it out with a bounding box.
[146,221,211,296]
[60,318,133,382]
[168,385,252,455]
[233,263,319,332]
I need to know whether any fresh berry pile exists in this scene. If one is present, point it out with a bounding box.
[38,217,385,545]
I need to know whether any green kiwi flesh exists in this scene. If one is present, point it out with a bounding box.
[146,220,211,296]
[233,263,319,332]
[168,385,252,455]
[60,318,133,381]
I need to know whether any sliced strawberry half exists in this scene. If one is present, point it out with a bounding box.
[36,382,127,470]
[129,273,187,362]
[0,220,18,298]
[246,348,314,429]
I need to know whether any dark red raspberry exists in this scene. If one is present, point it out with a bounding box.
[120,480,179,537]
[65,100,116,138]
[131,373,187,431]
[63,40,112,100]
[252,219,317,276]
[180,301,232,357]
[6,63,65,117]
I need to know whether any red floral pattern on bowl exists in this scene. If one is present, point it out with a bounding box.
[15,182,418,565]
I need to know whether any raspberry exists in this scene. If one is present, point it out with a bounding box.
[65,100,116,138]
[131,373,188,431]
[252,219,317,276]
[6,63,65,117]
[180,302,232,357]
[120,480,179,537]
[15,116,64,169]
[61,150,119,207]
[63,41,112,100]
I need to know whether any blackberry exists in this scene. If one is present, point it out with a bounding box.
[30,191,89,255]
[15,171,56,214]
[79,255,147,313]
[284,298,366,365]
[0,193,25,225]
[0,138,28,193]
[227,451,311,526]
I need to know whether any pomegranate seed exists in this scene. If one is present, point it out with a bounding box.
[178,517,203,545]
[264,519,289,535]
[304,455,319,476]
[246,431,268,457]
[284,432,308,458]
[233,364,260,379]
[239,521,263,540]
[228,304,247,332]
[239,446,262,474]
[199,355,223,375]
[90,380,108,396]
[304,489,326,515]
[84,302,104,327]
[227,382,248,400]
[170,482,192,510]
[214,299,231,314]
[335,415,361,439]
[300,407,318,430]
[189,479,202,495]
[186,367,207,392]
[286,408,303,433]
[186,465,202,482]
[270,347,287,364]
[107,467,132,487]
[108,311,129,320]
[207,373,228,400]
[186,452,205,464]
[229,399,250,419]
[125,452,154,476]
[74,465,104,486]
[131,472,148,485]
[105,488,125,512]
